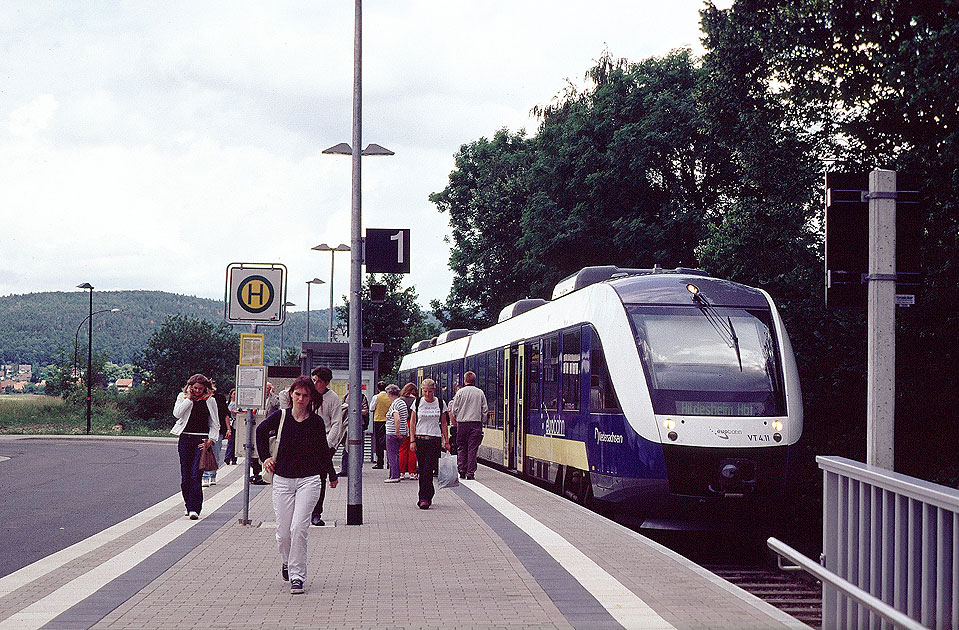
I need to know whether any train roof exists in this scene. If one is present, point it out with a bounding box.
[609,273,770,308]
[400,267,774,370]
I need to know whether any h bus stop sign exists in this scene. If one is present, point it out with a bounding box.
[225,263,288,325]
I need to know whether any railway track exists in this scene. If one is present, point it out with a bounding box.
[703,563,822,629]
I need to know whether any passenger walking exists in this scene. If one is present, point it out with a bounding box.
[408,378,449,509]
[171,374,220,519]
[310,366,345,527]
[223,388,238,465]
[383,384,406,483]
[257,376,337,595]
[369,381,388,468]
[399,382,418,479]
[450,371,487,480]
[202,381,232,487]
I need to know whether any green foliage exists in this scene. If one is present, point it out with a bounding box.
[281,347,300,366]
[141,314,239,402]
[335,274,439,379]
[0,290,325,369]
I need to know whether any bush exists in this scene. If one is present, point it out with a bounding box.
[117,384,172,430]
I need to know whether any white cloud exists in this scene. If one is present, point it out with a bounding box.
[0,0,708,310]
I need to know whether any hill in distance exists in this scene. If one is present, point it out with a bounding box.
[0,290,328,368]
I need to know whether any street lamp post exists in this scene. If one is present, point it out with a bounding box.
[76,283,94,434]
[311,243,351,341]
[305,278,325,342]
[280,301,295,361]
[321,0,395,525]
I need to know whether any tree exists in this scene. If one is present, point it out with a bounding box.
[141,314,239,399]
[281,347,300,366]
[334,274,439,379]
[429,129,534,328]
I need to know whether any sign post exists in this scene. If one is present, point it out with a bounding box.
[225,263,285,523]
[866,169,896,470]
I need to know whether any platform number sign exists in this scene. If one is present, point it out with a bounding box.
[225,264,287,325]
[365,228,411,274]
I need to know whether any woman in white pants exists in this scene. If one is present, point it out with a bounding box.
[256,375,337,595]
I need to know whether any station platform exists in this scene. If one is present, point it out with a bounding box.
[0,456,809,630]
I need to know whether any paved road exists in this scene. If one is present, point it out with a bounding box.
[0,437,180,578]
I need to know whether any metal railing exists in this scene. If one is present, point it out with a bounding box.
[771,456,958,629]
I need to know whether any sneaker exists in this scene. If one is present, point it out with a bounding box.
[402,472,410,480]
[411,473,419,480]
[311,515,325,527]
[184,509,189,517]
[418,501,430,510]
[290,578,304,594]
[459,472,466,479]
[201,478,210,487]
[210,478,216,486]
[188,511,199,520]
[384,477,400,483]
[281,564,289,581]
[466,474,474,480]
[372,464,383,469]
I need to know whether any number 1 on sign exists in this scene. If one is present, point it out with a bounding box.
[390,231,404,264]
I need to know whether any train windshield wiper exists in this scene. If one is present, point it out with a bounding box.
[688,286,743,372]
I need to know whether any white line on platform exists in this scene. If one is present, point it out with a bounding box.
[463,480,676,630]
[0,466,244,630]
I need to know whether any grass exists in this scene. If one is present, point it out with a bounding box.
[0,394,169,437]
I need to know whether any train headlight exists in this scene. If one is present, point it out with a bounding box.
[663,418,676,431]
[772,420,783,432]
[774,433,782,443]
[686,284,699,296]
[667,431,678,441]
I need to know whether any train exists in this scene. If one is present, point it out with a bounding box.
[398,265,803,529]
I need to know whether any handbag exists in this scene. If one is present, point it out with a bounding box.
[437,450,459,489]
[261,409,286,484]
[198,441,218,473]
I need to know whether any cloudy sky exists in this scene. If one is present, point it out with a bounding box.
[0,1,718,313]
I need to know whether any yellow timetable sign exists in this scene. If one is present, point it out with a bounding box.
[239,333,265,366]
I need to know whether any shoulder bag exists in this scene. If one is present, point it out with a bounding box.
[261,409,286,484]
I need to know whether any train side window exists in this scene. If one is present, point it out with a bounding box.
[440,364,449,403]
[561,329,582,411]
[542,335,559,410]
[589,328,621,412]
[528,341,541,412]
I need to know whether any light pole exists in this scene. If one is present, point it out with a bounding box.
[76,283,94,434]
[311,243,351,341]
[321,0,395,525]
[280,301,295,362]
[305,278,324,342]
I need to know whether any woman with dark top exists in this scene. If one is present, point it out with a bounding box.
[256,375,338,595]
[171,373,220,519]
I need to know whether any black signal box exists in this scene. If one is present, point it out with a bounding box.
[825,172,921,308]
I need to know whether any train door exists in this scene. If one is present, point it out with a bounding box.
[503,347,514,468]
[505,344,525,471]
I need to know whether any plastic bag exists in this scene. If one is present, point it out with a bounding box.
[437,451,459,489]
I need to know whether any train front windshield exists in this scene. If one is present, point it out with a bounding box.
[627,305,786,417]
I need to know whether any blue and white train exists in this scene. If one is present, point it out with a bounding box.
[398,266,802,528]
